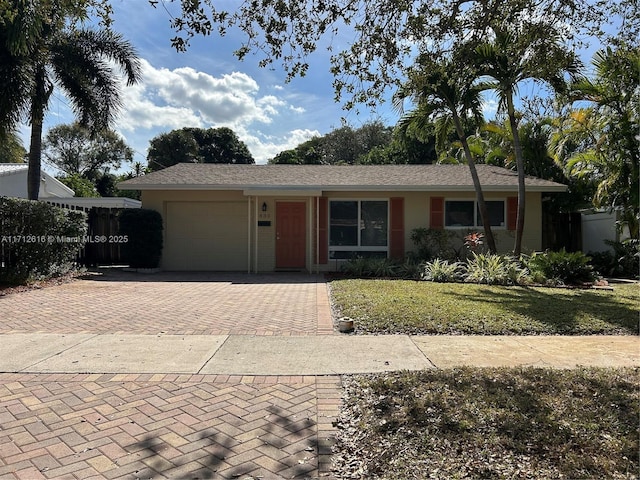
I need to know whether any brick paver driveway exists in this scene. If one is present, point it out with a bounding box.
[0,270,334,335]
[0,270,341,479]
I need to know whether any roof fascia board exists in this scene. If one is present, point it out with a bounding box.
[117,183,566,193]
[243,189,322,197]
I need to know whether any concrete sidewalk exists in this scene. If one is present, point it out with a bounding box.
[1,333,637,375]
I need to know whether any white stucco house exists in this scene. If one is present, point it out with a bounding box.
[0,163,74,198]
[0,163,141,210]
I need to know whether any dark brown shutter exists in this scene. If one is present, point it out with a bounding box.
[318,197,328,264]
[390,197,405,260]
[507,196,518,231]
[430,197,444,229]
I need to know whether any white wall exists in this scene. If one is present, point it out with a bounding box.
[582,212,618,253]
[0,170,74,199]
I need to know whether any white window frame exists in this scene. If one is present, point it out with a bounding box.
[328,199,390,258]
[444,199,507,229]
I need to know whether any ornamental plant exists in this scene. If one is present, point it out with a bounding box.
[0,197,87,284]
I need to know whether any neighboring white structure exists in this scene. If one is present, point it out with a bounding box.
[0,163,74,198]
[0,163,141,210]
[581,210,629,253]
[45,196,141,211]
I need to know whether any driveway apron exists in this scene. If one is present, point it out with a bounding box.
[0,271,332,335]
[0,271,341,479]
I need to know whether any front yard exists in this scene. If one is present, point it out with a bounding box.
[330,280,639,335]
[333,367,639,479]
[330,279,639,479]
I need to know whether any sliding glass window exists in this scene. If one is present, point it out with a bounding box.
[329,200,388,259]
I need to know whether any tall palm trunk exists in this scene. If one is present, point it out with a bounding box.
[506,93,526,255]
[452,111,497,253]
[27,64,50,201]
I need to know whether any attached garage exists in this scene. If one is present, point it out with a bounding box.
[164,201,248,271]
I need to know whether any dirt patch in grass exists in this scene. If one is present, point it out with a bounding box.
[330,279,639,335]
[333,367,639,479]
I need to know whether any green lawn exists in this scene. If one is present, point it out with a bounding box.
[330,279,639,335]
[333,368,639,479]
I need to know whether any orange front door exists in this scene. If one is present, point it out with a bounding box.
[276,202,306,269]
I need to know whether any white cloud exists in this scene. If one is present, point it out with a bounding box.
[482,96,500,119]
[238,128,321,164]
[112,59,315,164]
[117,59,306,132]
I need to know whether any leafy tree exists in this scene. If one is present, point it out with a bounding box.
[553,46,640,238]
[58,173,99,198]
[163,0,630,109]
[0,130,26,163]
[114,162,146,200]
[43,123,133,178]
[0,3,141,199]
[472,118,593,213]
[270,121,395,164]
[147,127,254,171]
[394,54,498,253]
[473,24,581,255]
[147,128,199,170]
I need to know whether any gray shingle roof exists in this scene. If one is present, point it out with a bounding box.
[118,163,566,192]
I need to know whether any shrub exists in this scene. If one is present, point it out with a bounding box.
[588,240,639,279]
[0,197,87,284]
[526,249,596,285]
[396,256,422,280]
[341,257,399,278]
[119,209,163,268]
[464,253,529,285]
[410,228,459,261]
[340,256,423,279]
[607,239,639,278]
[421,259,463,282]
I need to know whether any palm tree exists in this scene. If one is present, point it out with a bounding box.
[474,26,581,254]
[394,56,498,253]
[553,46,639,238]
[0,15,141,199]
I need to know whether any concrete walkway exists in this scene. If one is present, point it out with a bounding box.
[0,333,637,375]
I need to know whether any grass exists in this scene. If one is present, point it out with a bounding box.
[330,280,639,335]
[333,367,639,479]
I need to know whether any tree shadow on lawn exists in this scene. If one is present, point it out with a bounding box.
[446,286,639,334]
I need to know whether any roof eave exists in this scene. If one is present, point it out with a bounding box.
[117,183,567,192]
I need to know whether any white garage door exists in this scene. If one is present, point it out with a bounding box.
[164,201,248,271]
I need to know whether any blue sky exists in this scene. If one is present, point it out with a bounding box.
[23,0,615,170]
[30,0,396,169]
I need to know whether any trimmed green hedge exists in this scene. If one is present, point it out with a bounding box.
[119,209,163,268]
[0,197,87,284]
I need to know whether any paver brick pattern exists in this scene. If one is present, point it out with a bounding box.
[0,271,341,478]
[0,373,342,479]
[0,272,327,336]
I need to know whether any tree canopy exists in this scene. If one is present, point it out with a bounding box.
[162,0,636,109]
[44,123,133,177]
[553,45,640,238]
[0,130,26,163]
[147,127,254,171]
[269,121,436,165]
